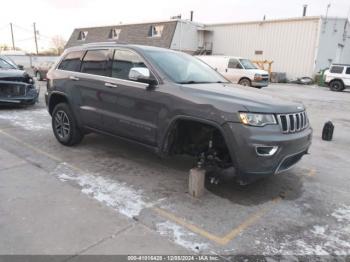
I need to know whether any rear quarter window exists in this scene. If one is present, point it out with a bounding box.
[58,51,85,72]
[346,67,350,74]
[330,66,344,74]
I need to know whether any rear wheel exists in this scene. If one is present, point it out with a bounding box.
[52,103,84,146]
[238,78,251,87]
[329,80,344,92]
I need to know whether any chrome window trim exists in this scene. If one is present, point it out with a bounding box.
[55,69,149,89]
[55,46,160,88]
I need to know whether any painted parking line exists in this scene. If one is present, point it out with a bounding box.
[153,197,281,246]
[0,128,314,246]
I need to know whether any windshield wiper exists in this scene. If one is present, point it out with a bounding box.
[179,80,207,84]
[179,80,228,84]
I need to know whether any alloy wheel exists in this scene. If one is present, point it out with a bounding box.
[54,110,71,139]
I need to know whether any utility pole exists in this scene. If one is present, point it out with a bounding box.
[10,23,15,50]
[33,22,39,55]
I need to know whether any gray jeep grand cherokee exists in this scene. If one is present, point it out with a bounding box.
[45,43,312,184]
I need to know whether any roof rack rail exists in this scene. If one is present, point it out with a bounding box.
[82,41,123,46]
[331,63,350,66]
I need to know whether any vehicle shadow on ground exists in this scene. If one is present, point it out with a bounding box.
[83,134,304,206]
[205,171,303,206]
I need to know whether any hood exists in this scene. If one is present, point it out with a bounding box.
[180,83,304,114]
[251,69,269,75]
[0,69,29,82]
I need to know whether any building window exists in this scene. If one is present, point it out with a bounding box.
[77,31,88,41]
[109,28,121,40]
[148,25,164,37]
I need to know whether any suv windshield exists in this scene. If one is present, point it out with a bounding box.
[143,49,228,84]
[239,59,257,69]
[0,58,16,69]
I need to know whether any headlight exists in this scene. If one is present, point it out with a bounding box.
[239,112,277,127]
[254,74,263,81]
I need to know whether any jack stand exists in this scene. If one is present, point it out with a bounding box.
[188,167,206,198]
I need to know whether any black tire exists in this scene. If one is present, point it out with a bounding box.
[52,103,84,146]
[36,71,42,81]
[238,78,251,87]
[329,80,344,92]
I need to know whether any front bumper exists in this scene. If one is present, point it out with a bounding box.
[251,80,269,87]
[0,81,39,105]
[223,122,312,183]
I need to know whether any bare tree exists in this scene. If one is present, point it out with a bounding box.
[0,44,11,51]
[51,35,66,55]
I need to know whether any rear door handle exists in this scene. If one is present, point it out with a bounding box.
[69,76,80,81]
[105,82,118,88]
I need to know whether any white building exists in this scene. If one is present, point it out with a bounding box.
[203,16,350,78]
[66,16,350,79]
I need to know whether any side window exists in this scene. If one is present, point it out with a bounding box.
[112,49,147,80]
[346,67,350,74]
[330,66,344,74]
[228,59,242,69]
[58,51,84,72]
[81,49,110,76]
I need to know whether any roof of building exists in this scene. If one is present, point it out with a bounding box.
[205,16,349,27]
[65,20,179,49]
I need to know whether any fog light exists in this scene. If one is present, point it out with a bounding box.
[256,146,278,156]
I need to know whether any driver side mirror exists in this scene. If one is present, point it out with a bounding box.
[129,67,157,87]
[17,64,24,70]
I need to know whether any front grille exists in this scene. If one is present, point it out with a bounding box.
[277,111,308,133]
[0,83,26,97]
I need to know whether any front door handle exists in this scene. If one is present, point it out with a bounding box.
[69,76,80,81]
[105,82,118,88]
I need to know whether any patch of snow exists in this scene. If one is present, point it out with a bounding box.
[0,109,50,131]
[264,205,350,255]
[157,221,209,253]
[53,163,156,218]
[294,240,329,256]
[311,225,327,235]
[332,205,350,223]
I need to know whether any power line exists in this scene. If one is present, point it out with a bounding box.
[0,24,9,31]
[12,23,33,33]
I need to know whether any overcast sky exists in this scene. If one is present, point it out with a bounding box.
[0,0,349,52]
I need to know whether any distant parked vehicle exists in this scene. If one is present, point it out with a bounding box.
[33,61,55,81]
[324,64,350,92]
[196,56,269,88]
[0,55,39,105]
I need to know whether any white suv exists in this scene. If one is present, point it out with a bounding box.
[324,64,350,92]
[196,56,269,88]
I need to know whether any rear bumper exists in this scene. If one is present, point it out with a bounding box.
[222,122,312,183]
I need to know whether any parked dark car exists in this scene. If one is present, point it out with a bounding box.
[33,61,55,81]
[0,55,39,105]
[45,43,312,184]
